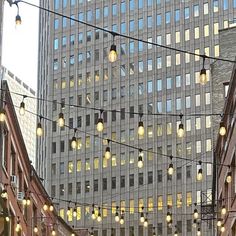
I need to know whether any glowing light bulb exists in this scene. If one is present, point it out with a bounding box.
[73,208,77,217]
[197,228,201,236]
[71,136,77,149]
[108,44,117,62]
[26,198,31,206]
[91,210,96,220]
[43,203,48,211]
[166,212,171,223]
[138,155,143,168]
[5,216,10,222]
[217,220,222,227]
[219,123,226,136]
[138,121,145,136]
[36,122,43,136]
[168,163,174,175]
[1,190,8,199]
[143,218,148,227]
[226,172,232,183]
[192,219,197,228]
[15,15,22,25]
[67,207,71,216]
[19,101,25,115]
[140,212,145,223]
[221,225,225,233]
[34,226,38,233]
[97,118,104,132]
[193,209,199,219]
[0,109,6,122]
[15,222,21,232]
[177,123,184,137]
[174,231,178,236]
[115,212,120,222]
[49,204,54,212]
[58,113,65,127]
[51,229,56,236]
[105,147,111,160]
[71,234,75,236]
[221,206,227,215]
[197,169,203,181]
[120,215,124,225]
[199,68,207,85]
[22,197,27,206]
[97,213,102,222]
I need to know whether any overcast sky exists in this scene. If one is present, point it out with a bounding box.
[2,0,39,91]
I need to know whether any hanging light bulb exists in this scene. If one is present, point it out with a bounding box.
[22,196,27,206]
[58,112,65,127]
[199,56,207,85]
[19,101,25,115]
[177,114,184,137]
[138,149,144,168]
[15,7,22,26]
[217,219,222,227]
[43,203,48,211]
[71,234,75,236]
[0,108,6,122]
[220,224,225,232]
[26,197,31,206]
[97,207,102,222]
[67,207,71,216]
[120,211,125,225]
[49,204,54,212]
[71,130,77,149]
[197,161,203,181]
[166,212,172,223]
[219,122,226,136]
[34,226,38,233]
[152,227,156,236]
[168,163,174,175]
[140,207,145,223]
[115,206,120,222]
[1,189,8,199]
[51,228,56,236]
[73,207,77,217]
[97,110,104,132]
[193,208,199,219]
[91,208,96,220]
[143,218,148,227]
[36,121,43,136]
[221,205,227,215]
[90,228,94,236]
[192,219,197,228]
[15,220,21,232]
[5,216,10,222]
[174,230,178,236]
[226,171,232,183]
[109,44,117,62]
[105,146,111,160]
[138,121,145,136]
[197,228,201,236]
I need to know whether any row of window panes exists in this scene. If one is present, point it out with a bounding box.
[54,0,235,20]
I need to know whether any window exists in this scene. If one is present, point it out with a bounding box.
[157,14,162,26]
[194,5,199,17]
[165,12,171,24]
[204,3,209,15]
[184,7,190,19]
[177,193,182,208]
[147,16,152,28]
[139,173,143,185]
[157,170,162,182]
[112,177,116,189]
[147,81,153,93]
[157,79,162,91]
[121,176,125,188]
[175,9,180,21]
[129,174,134,187]
[157,196,163,210]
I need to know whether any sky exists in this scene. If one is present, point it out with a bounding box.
[2,0,39,91]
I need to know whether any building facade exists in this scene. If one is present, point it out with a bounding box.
[0,0,4,66]
[212,27,236,236]
[37,0,236,235]
[0,81,79,236]
[1,66,37,166]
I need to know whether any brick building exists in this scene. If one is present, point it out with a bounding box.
[0,81,80,235]
[214,60,236,234]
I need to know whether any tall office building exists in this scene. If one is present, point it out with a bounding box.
[1,66,37,165]
[37,1,236,235]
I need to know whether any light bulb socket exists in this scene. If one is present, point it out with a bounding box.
[110,44,117,53]
[138,121,144,127]
[20,101,25,109]
[105,147,110,152]
[15,14,21,24]
[200,68,206,76]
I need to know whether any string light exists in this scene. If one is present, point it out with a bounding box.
[192,219,197,228]
[138,113,144,136]
[177,114,184,138]
[105,141,111,160]
[219,121,226,136]
[199,55,207,85]
[167,156,174,175]
[15,218,21,232]
[174,230,178,236]
[91,205,96,220]
[67,205,71,216]
[33,225,39,233]
[1,189,8,199]
[220,224,225,232]
[143,217,148,227]
[97,110,104,132]
[97,207,102,222]
[226,170,232,183]
[115,206,120,222]
[217,219,222,227]
[71,129,77,149]
[197,161,203,181]
[166,212,172,223]
[22,196,27,206]
[73,207,77,218]
[36,116,43,136]
[43,203,48,211]
[193,205,199,219]
[197,227,201,236]
[19,101,25,116]
[119,211,124,225]
[51,228,56,236]
[49,204,54,212]
[221,205,227,215]
[0,108,6,122]
[140,207,145,223]
[138,149,144,168]
[57,112,65,127]
[108,34,117,63]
